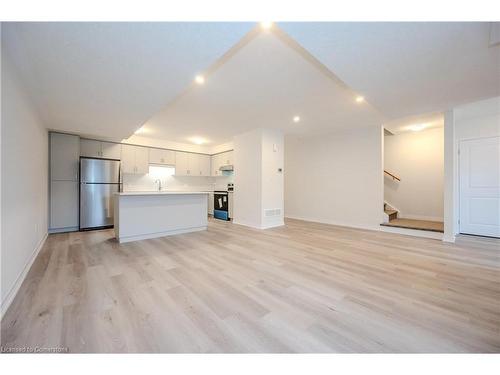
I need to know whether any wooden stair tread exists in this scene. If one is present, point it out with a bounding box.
[384,209,397,215]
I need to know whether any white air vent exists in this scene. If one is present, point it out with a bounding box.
[264,208,281,217]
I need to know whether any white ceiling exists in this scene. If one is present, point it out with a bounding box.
[142,30,385,145]
[3,22,498,146]
[2,22,253,140]
[279,22,500,120]
[383,112,443,134]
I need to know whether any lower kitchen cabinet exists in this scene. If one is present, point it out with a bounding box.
[50,180,79,232]
[208,192,214,215]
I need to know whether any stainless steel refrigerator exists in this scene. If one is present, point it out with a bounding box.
[80,157,121,230]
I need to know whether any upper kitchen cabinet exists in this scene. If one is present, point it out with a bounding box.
[80,139,121,159]
[121,144,149,174]
[198,154,211,176]
[175,152,210,176]
[175,151,190,176]
[211,151,234,176]
[101,142,122,159]
[221,151,233,166]
[50,132,80,181]
[149,148,176,165]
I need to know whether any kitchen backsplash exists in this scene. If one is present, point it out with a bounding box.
[123,166,233,192]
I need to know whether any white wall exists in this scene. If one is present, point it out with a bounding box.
[444,96,500,242]
[285,125,384,230]
[384,127,444,221]
[1,52,48,315]
[261,129,284,228]
[233,129,263,228]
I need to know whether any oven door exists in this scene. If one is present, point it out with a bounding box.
[214,192,229,220]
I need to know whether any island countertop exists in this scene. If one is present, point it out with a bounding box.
[116,191,210,196]
[114,191,208,243]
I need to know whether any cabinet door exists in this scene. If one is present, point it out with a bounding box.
[149,148,176,165]
[50,133,80,181]
[101,142,121,159]
[121,145,137,174]
[80,139,102,158]
[211,154,219,176]
[225,151,234,166]
[134,146,149,174]
[163,150,176,165]
[188,153,200,176]
[149,148,163,164]
[175,152,190,176]
[198,155,211,176]
[208,192,214,215]
[222,151,233,166]
[50,180,79,229]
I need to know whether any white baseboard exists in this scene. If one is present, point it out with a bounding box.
[285,214,379,232]
[1,232,48,320]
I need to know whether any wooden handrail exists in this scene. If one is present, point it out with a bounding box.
[384,170,401,182]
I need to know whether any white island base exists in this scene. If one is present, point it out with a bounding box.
[114,191,209,243]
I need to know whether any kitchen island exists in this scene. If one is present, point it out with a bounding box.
[114,191,209,243]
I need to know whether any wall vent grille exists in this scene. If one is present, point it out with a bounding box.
[264,208,281,217]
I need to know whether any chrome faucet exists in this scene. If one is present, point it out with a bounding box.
[155,179,162,191]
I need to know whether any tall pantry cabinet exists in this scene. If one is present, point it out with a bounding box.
[49,132,80,233]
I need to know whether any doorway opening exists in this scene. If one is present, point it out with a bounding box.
[381,114,444,233]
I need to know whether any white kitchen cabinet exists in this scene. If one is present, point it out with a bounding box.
[198,154,211,176]
[50,132,80,181]
[211,151,234,176]
[49,133,79,233]
[101,142,122,159]
[188,153,200,176]
[208,192,214,215]
[176,152,212,176]
[80,139,101,158]
[175,151,190,176]
[149,148,176,165]
[81,139,121,159]
[50,180,79,230]
[121,144,149,174]
[211,153,221,176]
[222,151,233,166]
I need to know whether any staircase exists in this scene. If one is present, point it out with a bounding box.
[384,203,398,222]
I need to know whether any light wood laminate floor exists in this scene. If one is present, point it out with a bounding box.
[1,218,499,353]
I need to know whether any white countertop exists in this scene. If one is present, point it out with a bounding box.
[116,191,210,196]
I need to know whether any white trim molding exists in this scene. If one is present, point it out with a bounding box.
[1,232,48,319]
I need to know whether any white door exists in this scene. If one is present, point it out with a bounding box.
[459,136,500,238]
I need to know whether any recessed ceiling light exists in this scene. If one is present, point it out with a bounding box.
[194,75,205,84]
[355,96,365,103]
[409,124,426,132]
[134,126,148,134]
[260,21,273,30]
[293,116,301,123]
[190,137,207,145]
